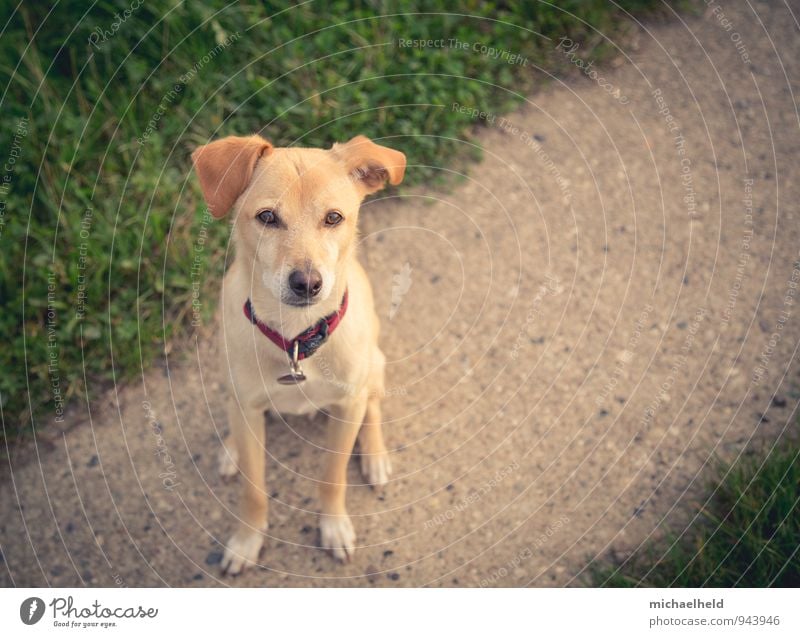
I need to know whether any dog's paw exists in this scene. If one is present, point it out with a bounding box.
[360,451,392,487]
[319,513,356,562]
[217,444,239,480]
[221,527,265,575]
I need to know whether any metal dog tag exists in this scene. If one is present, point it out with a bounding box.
[277,370,306,384]
[277,342,306,384]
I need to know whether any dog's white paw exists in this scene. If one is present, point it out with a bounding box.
[319,513,356,562]
[221,527,265,575]
[217,444,239,479]
[360,451,392,487]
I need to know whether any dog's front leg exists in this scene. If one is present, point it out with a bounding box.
[319,392,367,561]
[358,393,392,486]
[221,402,268,575]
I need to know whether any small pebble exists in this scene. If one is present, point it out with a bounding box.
[205,551,223,566]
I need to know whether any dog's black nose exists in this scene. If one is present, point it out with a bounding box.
[288,269,323,298]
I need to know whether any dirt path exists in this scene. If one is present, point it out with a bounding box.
[2,2,799,587]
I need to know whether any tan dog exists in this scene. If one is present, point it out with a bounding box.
[191,134,406,574]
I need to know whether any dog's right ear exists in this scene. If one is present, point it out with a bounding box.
[191,135,273,218]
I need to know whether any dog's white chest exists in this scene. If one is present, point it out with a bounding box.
[263,363,348,415]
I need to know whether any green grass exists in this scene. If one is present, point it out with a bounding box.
[590,439,800,587]
[0,0,668,439]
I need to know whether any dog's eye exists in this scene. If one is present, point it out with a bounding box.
[256,209,277,225]
[325,210,344,226]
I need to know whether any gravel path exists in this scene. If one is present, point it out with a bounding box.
[2,1,799,587]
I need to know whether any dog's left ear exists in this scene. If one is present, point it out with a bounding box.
[191,135,273,218]
[331,135,406,196]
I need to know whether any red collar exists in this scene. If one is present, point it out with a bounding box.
[243,291,348,361]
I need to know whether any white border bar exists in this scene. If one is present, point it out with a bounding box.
[1,588,796,636]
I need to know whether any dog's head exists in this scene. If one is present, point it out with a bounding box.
[191,134,405,307]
